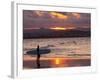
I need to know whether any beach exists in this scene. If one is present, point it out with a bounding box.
[23,55,91,69]
[23,37,91,69]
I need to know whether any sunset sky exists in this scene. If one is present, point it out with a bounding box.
[23,10,91,31]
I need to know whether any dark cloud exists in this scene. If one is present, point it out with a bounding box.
[23,10,91,30]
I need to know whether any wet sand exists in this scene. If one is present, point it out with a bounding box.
[23,55,91,69]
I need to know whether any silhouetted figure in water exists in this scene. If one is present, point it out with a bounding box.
[36,45,41,68]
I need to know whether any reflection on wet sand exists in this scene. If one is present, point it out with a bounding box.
[23,55,91,69]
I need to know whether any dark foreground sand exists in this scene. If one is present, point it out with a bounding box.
[23,55,91,69]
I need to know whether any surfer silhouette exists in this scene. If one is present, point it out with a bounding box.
[36,45,41,68]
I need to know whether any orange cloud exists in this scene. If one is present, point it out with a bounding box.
[72,13,81,19]
[50,12,68,20]
[35,11,44,16]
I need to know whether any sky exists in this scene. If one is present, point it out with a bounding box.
[23,10,91,31]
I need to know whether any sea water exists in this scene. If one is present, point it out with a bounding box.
[23,37,90,58]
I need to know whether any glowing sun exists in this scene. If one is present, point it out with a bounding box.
[50,27,67,30]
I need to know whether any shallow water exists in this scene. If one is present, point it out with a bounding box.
[23,37,90,58]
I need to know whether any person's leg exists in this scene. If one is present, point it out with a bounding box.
[37,56,40,68]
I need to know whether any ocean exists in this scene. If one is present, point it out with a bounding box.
[23,37,90,58]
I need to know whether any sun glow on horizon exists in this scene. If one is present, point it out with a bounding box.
[50,26,75,30]
[50,27,67,30]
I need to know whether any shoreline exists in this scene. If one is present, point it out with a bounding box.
[23,55,91,69]
[23,54,91,60]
